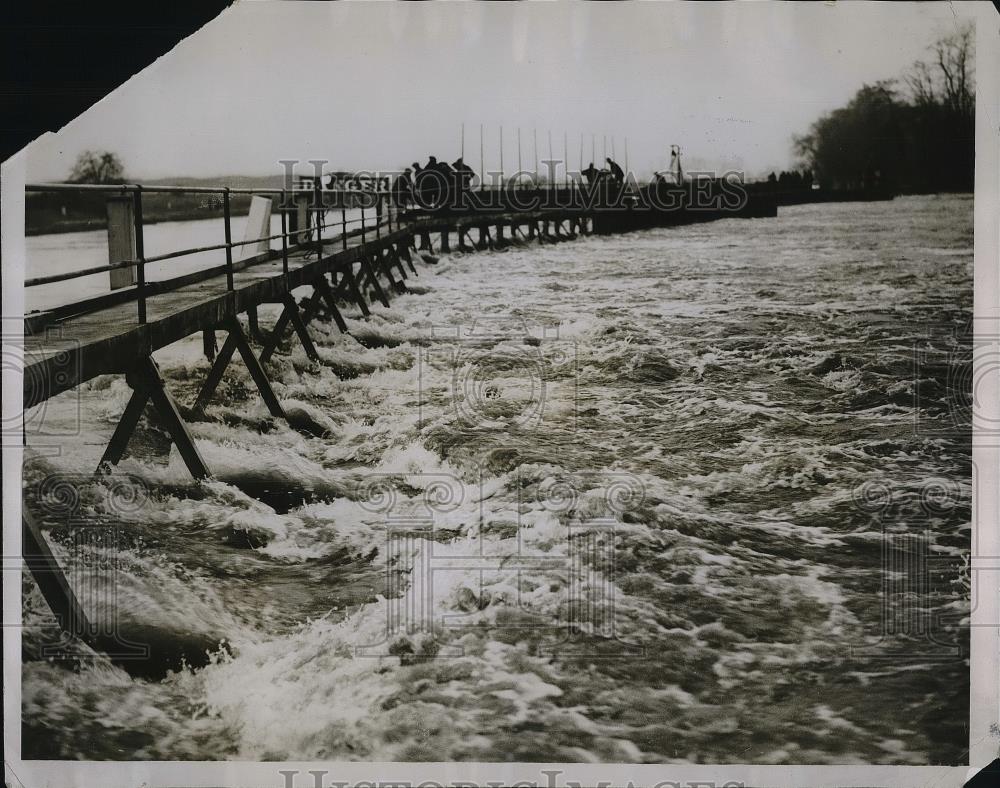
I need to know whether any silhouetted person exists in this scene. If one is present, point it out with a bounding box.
[453,158,475,208]
[582,162,599,185]
[435,158,456,209]
[391,168,413,210]
[606,157,624,182]
[453,157,475,188]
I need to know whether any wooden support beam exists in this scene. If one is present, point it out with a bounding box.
[202,329,217,362]
[440,229,451,253]
[386,247,408,280]
[283,293,321,362]
[194,319,287,420]
[312,275,350,332]
[376,250,405,294]
[259,306,292,365]
[99,382,152,468]
[477,226,492,250]
[334,263,372,317]
[247,305,266,344]
[193,330,239,413]
[230,319,287,419]
[23,508,95,645]
[101,357,211,479]
[396,243,418,275]
[418,231,433,252]
[359,257,390,308]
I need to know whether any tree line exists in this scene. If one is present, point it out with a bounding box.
[794,25,974,193]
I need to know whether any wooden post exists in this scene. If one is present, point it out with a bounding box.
[202,329,217,362]
[440,229,451,253]
[419,231,433,252]
[106,196,136,291]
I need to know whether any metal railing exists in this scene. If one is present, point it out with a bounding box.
[25,182,393,324]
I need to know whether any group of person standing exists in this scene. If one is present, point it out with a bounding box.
[389,154,629,211]
[391,156,476,210]
[582,157,625,185]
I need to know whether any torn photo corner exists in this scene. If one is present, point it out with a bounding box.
[2,2,998,787]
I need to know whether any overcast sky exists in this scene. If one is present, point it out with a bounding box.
[24,1,981,183]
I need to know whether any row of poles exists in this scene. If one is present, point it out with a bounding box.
[461,123,629,186]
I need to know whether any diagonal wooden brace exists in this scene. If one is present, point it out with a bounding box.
[284,293,321,362]
[396,242,418,275]
[343,263,375,316]
[360,256,391,307]
[194,318,287,420]
[373,249,404,294]
[387,246,411,280]
[23,507,94,645]
[100,357,211,479]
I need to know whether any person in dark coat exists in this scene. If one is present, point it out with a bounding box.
[606,157,625,182]
[582,162,599,185]
[391,168,413,211]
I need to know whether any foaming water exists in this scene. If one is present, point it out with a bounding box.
[22,195,971,763]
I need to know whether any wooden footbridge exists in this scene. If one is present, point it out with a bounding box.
[19,176,775,660]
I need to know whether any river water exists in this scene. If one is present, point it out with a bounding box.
[21,194,971,764]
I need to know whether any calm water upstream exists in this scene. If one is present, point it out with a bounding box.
[22,194,971,763]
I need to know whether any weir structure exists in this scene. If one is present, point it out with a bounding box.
[18,175,778,655]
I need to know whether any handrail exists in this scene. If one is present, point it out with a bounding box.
[25,211,395,289]
[25,182,384,197]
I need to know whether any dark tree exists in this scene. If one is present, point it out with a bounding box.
[69,150,125,184]
[794,25,974,193]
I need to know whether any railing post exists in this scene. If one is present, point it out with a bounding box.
[280,189,289,284]
[132,185,146,324]
[223,188,234,291]
[315,183,324,260]
[361,206,366,245]
[342,206,348,250]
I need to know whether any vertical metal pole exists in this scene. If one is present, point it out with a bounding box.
[592,134,595,165]
[479,124,485,189]
[223,188,234,291]
[603,135,607,162]
[280,190,289,278]
[533,128,538,182]
[315,182,324,259]
[563,132,568,188]
[361,205,366,245]
[342,206,348,250]
[133,186,146,324]
[517,127,522,187]
[579,133,584,171]
[461,122,465,159]
[499,125,504,186]
[624,137,629,176]
[548,131,554,200]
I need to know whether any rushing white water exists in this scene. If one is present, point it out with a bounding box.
[22,194,971,763]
